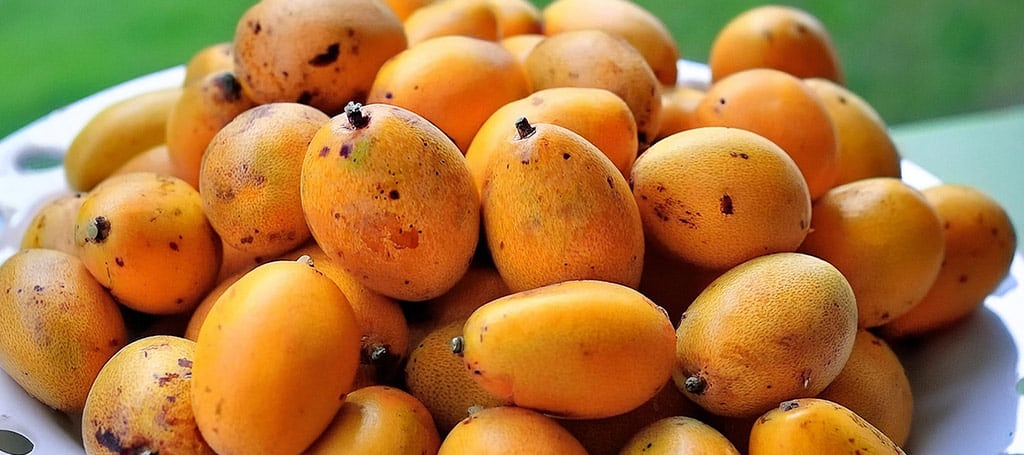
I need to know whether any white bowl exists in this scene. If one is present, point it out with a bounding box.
[0,63,1021,454]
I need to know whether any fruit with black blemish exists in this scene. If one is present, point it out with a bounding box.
[74,172,222,315]
[748,398,906,454]
[81,335,213,455]
[0,248,127,413]
[301,102,480,302]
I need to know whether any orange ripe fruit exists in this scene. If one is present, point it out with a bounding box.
[439,406,588,454]
[799,177,945,328]
[709,5,843,83]
[694,68,839,199]
[631,127,811,271]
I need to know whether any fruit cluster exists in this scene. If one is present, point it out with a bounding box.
[1,0,1017,454]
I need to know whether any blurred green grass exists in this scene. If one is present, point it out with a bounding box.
[1,0,1021,138]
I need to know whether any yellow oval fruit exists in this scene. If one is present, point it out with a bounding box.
[0,249,127,413]
[199,102,329,257]
[480,120,645,292]
[403,0,499,46]
[748,398,906,455]
[630,127,811,271]
[64,87,181,192]
[366,35,531,152]
[673,252,858,418]
[81,336,213,455]
[817,330,913,446]
[804,77,901,186]
[233,0,407,113]
[74,172,222,315]
[405,320,511,434]
[487,0,542,37]
[881,184,1017,338]
[525,29,662,149]
[798,177,945,328]
[709,5,844,83]
[466,87,639,188]
[461,279,676,419]
[191,258,362,455]
[619,416,740,455]
[165,70,256,188]
[301,103,480,301]
[20,192,85,256]
[542,0,679,85]
[694,68,838,200]
[439,406,588,455]
[305,385,441,454]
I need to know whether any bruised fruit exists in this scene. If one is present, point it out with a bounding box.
[81,336,213,455]
[0,249,126,413]
[301,103,479,301]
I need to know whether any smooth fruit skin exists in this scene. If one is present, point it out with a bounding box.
[191,259,362,455]
[439,406,588,455]
[20,192,85,256]
[82,336,214,455]
[817,330,913,446]
[305,385,441,454]
[301,103,480,302]
[0,249,127,413]
[881,184,1017,338]
[673,252,858,418]
[798,177,945,328]
[709,5,844,83]
[461,279,676,419]
[748,398,906,455]
[480,121,645,292]
[64,87,181,192]
[619,416,740,455]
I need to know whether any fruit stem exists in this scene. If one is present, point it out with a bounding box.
[85,216,111,243]
[514,117,536,140]
[684,374,707,395]
[450,336,465,356]
[345,101,370,129]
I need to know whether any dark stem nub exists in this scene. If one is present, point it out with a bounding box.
[365,344,390,364]
[514,117,536,140]
[450,335,465,356]
[345,101,370,129]
[780,400,801,412]
[86,216,111,243]
[684,374,707,395]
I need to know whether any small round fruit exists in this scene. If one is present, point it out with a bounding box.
[199,102,329,257]
[631,127,811,271]
[81,336,213,455]
[619,416,740,455]
[460,280,676,419]
[439,406,588,454]
[183,42,234,86]
[305,385,441,454]
[0,249,127,413]
[673,252,858,418]
[709,5,843,83]
[191,258,362,455]
[232,0,407,113]
[817,330,913,446]
[799,177,945,328]
[881,184,1017,337]
[694,68,838,200]
[74,172,222,315]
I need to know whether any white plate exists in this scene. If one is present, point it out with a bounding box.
[0,63,1022,454]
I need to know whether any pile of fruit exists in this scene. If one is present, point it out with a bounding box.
[1,0,1017,453]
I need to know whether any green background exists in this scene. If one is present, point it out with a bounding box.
[1,0,1021,138]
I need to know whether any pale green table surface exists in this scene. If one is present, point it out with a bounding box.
[892,105,1024,249]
